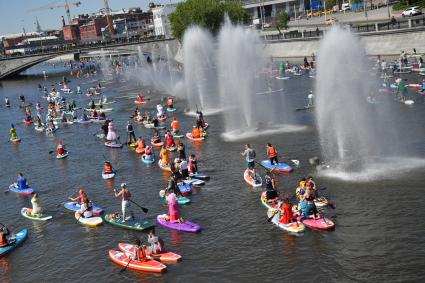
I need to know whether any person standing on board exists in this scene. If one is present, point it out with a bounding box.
[266,143,279,165]
[114,183,132,223]
[241,144,256,169]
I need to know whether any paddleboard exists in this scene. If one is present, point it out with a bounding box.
[158,160,171,172]
[104,141,123,148]
[21,208,52,221]
[104,214,155,231]
[77,119,93,125]
[183,179,205,186]
[102,171,116,180]
[9,184,33,196]
[275,76,290,80]
[260,160,293,173]
[185,133,205,142]
[167,108,176,112]
[10,138,21,143]
[267,209,305,234]
[63,202,104,215]
[156,214,201,233]
[109,250,166,273]
[34,126,45,132]
[56,152,69,159]
[75,211,103,227]
[142,154,155,164]
[22,119,33,125]
[404,100,414,105]
[244,169,262,188]
[298,216,335,230]
[189,173,210,181]
[0,228,28,257]
[118,243,182,263]
[177,182,192,195]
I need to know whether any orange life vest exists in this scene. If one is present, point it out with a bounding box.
[104,164,112,174]
[268,146,277,158]
[192,128,200,138]
[171,120,179,130]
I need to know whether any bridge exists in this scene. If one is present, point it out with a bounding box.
[0,37,178,80]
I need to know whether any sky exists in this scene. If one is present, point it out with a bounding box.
[0,0,180,35]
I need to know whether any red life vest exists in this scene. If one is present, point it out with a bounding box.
[279,203,294,224]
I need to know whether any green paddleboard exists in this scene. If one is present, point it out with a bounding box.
[104,213,154,231]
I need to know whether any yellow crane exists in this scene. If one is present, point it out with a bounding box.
[29,1,82,25]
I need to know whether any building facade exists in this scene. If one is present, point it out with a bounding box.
[242,0,311,24]
[79,17,108,41]
[152,4,177,37]
[63,25,80,41]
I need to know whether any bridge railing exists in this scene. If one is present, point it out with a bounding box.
[0,35,171,59]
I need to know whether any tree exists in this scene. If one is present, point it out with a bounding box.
[169,0,250,41]
[278,11,289,29]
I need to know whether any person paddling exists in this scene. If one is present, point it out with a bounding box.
[265,171,278,201]
[165,130,175,149]
[307,91,315,107]
[136,137,146,153]
[106,121,118,144]
[30,192,44,217]
[159,145,170,166]
[147,230,164,254]
[15,173,28,190]
[266,143,279,165]
[57,142,67,156]
[278,197,295,224]
[188,154,198,175]
[167,97,174,109]
[165,188,183,223]
[127,121,136,144]
[131,239,147,261]
[191,126,201,139]
[77,198,93,218]
[171,117,179,134]
[5,97,10,107]
[114,183,132,223]
[144,145,153,160]
[0,225,12,247]
[69,189,88,204]
[104,161,114,174]
[241,144,256,169]
[137,94,144,104]
[10,124,19,140]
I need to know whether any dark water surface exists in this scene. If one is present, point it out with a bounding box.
[0,67,425,283]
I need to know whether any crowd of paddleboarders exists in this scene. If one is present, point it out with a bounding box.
[1,78,213,272]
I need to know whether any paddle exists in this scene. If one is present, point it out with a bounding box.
[119,257,132,273]
[267,210,278,222]
[75,208,88,223]
[128,199,148,213]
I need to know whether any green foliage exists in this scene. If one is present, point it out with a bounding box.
[278,11,289,29]
[393,0,425,10]
[326,0,337,8]
[169,0,250,41]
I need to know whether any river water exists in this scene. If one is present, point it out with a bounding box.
[0,62,424,282]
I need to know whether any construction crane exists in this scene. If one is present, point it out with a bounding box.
[29,1,82,25]
[103,0,114,34]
